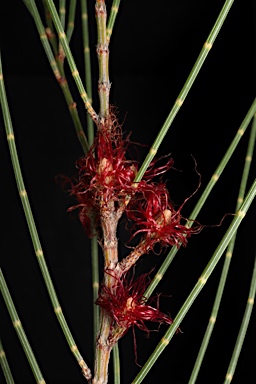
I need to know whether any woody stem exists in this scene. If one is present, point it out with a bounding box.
[93,206,119,383]
[95,0,110,120]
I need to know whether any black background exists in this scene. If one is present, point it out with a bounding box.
[0,1,255,383]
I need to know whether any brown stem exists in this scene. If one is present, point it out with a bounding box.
[95,0,110,120]
[93,306,112,384]
[93,203,119,383]
[118,240,148,274]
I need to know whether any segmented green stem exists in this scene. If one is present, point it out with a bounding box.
[135,0,234,182]
[189,114,256,384]
[0,339,15,384]
[42,0,58,55]
[106,0,121,43]
[25,0,89,154]
[66,0,76,43]
[0,57,92,381]
[80,0,100,353]
[132,178,256,384]
[0,270,45,383]
[81,0,94,145]
[44,0,98,122]
[95,0,110,120]
[223,253,256,384]
[59,0,66,29]
[144,98,256,299]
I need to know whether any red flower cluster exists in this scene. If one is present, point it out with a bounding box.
[68,118,138,236]
[68,117,200,247]
[96,270,174,343]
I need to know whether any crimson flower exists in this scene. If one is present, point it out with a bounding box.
[96,270,174,344]
[68,115,200,248]
[126,181,200,250]
[68,117,138,236]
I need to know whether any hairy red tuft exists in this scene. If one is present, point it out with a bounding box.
[96,270,174,344]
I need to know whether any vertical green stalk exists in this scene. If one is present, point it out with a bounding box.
[81,0,94,146]
[135,0,234,182]
[189,115,256,384]
[0,54,92,381]
[66,0,76,43]
[132,178,256,384]
[0,270,45,384]
[223,253,256,384]
[106,0,121,43]
[59,0,66,29]
[95,0,110,119]
[112,343,120,384]
[42,0,58,55]
[144,99,256,299]
[80,0,100,355]
[0,339,15,384]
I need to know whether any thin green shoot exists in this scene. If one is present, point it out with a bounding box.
[0,339,15,384]
[132,177,256,384]
[134,0,234,182]
[188,114,256,384]
[0,52,92,381]
[144,99,256,299]
[0,269,45,383]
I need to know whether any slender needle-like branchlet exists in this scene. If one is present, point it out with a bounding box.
[0,56,92,381]
[66,0,76,43]
[189,114,256,384]
[80,1,99,348]
[0,339,15,384]
[132,178,256,384]
[144,98,256,299]
[44,0,98,122]
[0,270,45,383]
[41,0,58,55]
[223,253,256,384]
[59,0,66,29]
[106,0,121,43]
[24,0,89,154]
[81,0,94,146]
[134,0,234,183]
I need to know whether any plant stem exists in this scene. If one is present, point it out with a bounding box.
[93,207,119,383]
[0,339,15,384]
[0,56,92,381]
[42,0,58,55]
[59,0,66,29]
[132,178,256,384]
[66,0,76,43]
[223,253,256,384]
[0,270,45,383]
[25,0,89,154]
[144,98,256,299]
[81,0,94,147]
[112,343,120,384]
[91,235,100,353]
[44,0,98,122]
[134,0,234,182]
[189,114,256,384]
[106,0,121,43]
[95,0,110,120]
